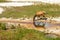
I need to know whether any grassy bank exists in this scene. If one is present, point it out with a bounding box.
[0,4,60,18]
[0,27,60,40]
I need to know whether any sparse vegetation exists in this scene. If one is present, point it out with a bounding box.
[0,22,60,40]
[0,0,6,2]
[11,25,16,29]
[0,4,60,18]
[0,23,7,30]
[0,27,60,40]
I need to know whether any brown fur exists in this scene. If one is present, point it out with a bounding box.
[36,11,45,16]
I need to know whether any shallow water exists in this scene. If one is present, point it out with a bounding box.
[44,22,60,28]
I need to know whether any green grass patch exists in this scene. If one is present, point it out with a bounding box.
[0,4,60,18]
[0,27,60,40]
